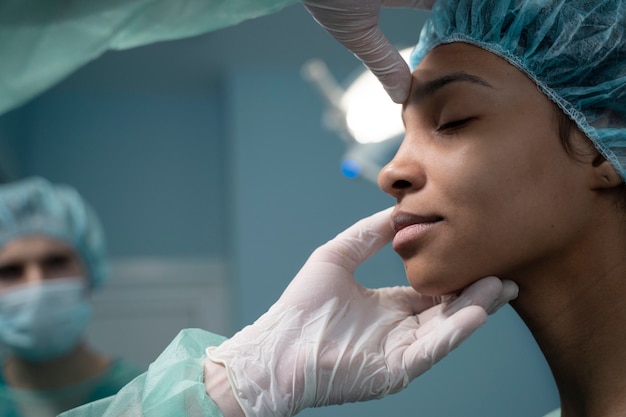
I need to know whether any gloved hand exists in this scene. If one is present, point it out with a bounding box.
[301,0,436,103]
[205,207,518,417]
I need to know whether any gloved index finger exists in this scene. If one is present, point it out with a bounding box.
[301,0,414,103]
[351,29,412,103]
[312,207,395,271]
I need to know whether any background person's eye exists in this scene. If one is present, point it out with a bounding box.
[42,254,73,271]
[0,264,24,281]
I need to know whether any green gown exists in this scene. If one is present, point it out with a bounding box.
[59,329,226,417]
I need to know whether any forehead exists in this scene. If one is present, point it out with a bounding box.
[0,236,77,262]
[409,42,539,99]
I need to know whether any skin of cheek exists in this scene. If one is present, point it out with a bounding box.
[399,118,590,296]
[399,147,515,295]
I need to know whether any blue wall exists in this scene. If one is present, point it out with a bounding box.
[0,4,559,416]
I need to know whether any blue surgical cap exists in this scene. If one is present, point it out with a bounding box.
[0,177,107,289]
[411,0,626,180]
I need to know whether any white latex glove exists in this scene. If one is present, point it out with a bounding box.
[301,0,436,103]
[205,207,518,417]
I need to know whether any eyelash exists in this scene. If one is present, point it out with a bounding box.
[436,118,473,132]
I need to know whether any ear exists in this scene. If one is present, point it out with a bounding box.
[589,154,623,190]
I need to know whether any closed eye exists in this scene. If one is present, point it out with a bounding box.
[436,118,474,132]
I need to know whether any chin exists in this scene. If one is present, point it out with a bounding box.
[406,276,462,297]
[404,264,473,297]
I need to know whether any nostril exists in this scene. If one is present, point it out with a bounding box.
[392,179,412,189]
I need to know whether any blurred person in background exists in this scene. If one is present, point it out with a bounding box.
[0,177,143,417]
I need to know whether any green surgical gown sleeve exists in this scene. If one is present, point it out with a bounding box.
[58,328,228,417]
[0,0,299,116]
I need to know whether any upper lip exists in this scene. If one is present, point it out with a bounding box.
[391,211,443,233]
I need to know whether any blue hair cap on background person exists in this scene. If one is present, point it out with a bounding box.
[410,0,626,180]
[0,177,107,289]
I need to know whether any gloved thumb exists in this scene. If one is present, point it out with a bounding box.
[309,207,395,272]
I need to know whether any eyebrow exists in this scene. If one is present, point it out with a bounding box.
[410,71,494,102]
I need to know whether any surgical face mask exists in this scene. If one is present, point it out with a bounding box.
[0,278,92,362]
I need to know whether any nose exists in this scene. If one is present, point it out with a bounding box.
[377,141,426,198]
[24,264,45,284]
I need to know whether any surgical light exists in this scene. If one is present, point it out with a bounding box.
[302,48,412,183]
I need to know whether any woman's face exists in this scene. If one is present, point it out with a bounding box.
[0,236,85,292]
[378,43,597,296]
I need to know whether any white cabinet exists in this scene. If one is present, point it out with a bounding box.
[85,257,231,367]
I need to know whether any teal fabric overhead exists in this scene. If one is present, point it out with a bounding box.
[0,0,298,116]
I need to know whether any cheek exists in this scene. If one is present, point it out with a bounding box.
[55,259,87,279]
[71,262,87,278]
[399,142,558,295]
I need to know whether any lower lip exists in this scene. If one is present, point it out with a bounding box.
[393,221,440,250]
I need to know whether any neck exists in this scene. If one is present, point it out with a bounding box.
[3,342,110,390]
[509,227,626,417]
